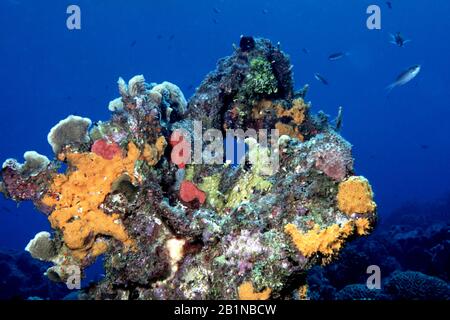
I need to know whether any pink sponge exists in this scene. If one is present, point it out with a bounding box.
[179,180,206,204]
[91,139,122,160]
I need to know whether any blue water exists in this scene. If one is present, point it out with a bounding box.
[0,0,449,297]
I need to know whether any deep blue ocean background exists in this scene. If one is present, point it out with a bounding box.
[0,0,449,299]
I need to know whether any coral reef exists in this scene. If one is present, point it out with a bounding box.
[306,194,450,300]
[384,271,449,300]
[0,37,377,299]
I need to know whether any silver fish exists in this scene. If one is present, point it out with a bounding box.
[328,52,347,61]
[314,73,329,85]
[386,65,421,91]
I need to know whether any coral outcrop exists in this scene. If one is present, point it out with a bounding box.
[1,37,377,299]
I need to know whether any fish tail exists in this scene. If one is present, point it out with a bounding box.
[385,82,397,94]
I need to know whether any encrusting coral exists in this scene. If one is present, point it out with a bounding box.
[0,37,377,299]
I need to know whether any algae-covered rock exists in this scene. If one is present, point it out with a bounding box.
[0,37,377,300]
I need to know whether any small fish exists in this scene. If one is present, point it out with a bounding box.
[213,18,219,24]
[386,65,421,92]
[328,52,347,61]
[156,34,163,40]
[130,40,137,47]
[420,144,429,150]
[334,106,343,131]
[314,73,329,85]
[302,48,309,54]
[390,32,411,47]
[386,1,392,9]
[213,7,221,14]
[262,9,269,15]
[169,34,175,41]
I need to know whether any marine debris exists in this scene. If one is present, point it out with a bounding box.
[0,37,376,300]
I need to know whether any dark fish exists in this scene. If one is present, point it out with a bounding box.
[328,52,347,61]
[390,32,411,47]
[386,1,392,9]
[130,40,137,47]
[157,35,163,40]
[386,65,421,91]
[262,9,269,15]
[169,35,175,41]
[302,48,309,54]
[213,7,221,14]
[213,18,219,24]
[420,144,429,150]
[314,73,329,85]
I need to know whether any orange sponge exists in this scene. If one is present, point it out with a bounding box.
[284,218,373,264]
[238,281,271,300]
[337,176,376,215]
[41,142,140,260]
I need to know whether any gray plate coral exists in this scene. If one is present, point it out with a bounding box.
[0,37,377,300]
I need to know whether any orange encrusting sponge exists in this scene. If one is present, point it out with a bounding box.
[238,281,272,300]
[41,142,140,260]
[337,176,376,215]
[284,218,372,262]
